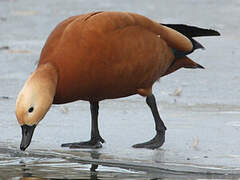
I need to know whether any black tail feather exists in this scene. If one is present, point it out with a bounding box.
[192,38,204,50]
[161,24,220,38]
[172,37,205,58]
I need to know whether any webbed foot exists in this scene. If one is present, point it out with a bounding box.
[61,136,105,149]
[132,130,165,149]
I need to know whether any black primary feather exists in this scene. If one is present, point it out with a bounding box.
[162,23,220,56]
[161,24,220,38]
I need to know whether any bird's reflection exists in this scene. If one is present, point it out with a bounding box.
[89,150,101,172]
[89,150,100,180]
[90,164,99,172]
[20,150,102,180]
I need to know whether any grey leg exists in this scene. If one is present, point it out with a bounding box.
[61,101,105,149]
[132,94,166,149]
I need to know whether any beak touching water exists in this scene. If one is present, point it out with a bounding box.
[20,125,36,151]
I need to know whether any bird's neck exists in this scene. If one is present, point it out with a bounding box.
[32,63,59,98]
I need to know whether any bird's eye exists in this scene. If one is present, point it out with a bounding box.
[28,107,34,113]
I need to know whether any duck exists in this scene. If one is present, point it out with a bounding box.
[16,11,220,151]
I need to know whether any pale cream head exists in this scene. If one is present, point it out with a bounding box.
[16,63,58,126]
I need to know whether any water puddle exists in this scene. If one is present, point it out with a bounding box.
[0,147,239,180]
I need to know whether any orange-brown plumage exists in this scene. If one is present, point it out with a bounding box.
[39,11,190,103]
[16,11,220,150]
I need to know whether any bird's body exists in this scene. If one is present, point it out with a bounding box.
[39,11,186,103]
[16,11,220,151]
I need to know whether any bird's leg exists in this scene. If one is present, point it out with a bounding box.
[61,101,105,149]
[132,94,166,149]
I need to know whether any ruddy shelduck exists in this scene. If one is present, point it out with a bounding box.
[16,11,220,151]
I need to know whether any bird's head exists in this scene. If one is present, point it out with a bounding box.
[16,63,58,151]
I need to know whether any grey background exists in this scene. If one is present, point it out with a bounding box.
[0,0,240,177]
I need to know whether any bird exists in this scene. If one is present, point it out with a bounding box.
[15,11,220,151]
